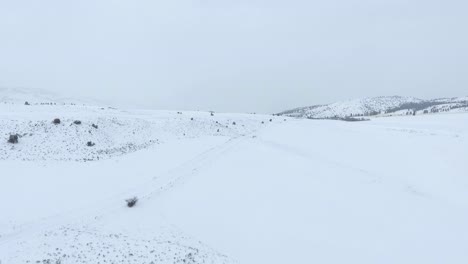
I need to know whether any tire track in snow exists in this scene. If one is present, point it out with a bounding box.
[0,132,253,259]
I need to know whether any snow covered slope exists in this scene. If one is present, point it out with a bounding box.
[280,95,468,118]
[1,96,468,264]
[0,99,276,264]
[0,103,264,161]
[158,114,468,264]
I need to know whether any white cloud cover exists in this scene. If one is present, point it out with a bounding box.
[0,0,467,112]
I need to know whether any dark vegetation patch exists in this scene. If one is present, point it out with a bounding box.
[126,197,138,208]
[8,134,19,144]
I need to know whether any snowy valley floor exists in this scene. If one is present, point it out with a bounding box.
[1,107,468,264]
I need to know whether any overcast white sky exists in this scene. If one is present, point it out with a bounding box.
[0,0,467,113]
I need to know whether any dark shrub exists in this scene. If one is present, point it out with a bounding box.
[53,118,61,125]
[74,120,82,125]
[8,134,19,144]
[25,101,30,105]
[92,124,98,129]
[87,141,95,147]
[126,197,138,208]
[232,122,236,125]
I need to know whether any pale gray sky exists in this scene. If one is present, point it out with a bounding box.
[0,0,467,113]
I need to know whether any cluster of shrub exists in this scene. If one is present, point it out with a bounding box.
[385,100,468,115]
[24,101,79,106]
[7,118,99,146]
[307,116,370,122]
[349,111,380,117]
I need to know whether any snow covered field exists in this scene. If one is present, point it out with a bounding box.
[1,103,468,264]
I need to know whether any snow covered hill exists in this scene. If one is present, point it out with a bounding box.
[0,103,266,162]
[280,95,468,119]
[0,98,276,264]
[0,87,104,106]
[1,92,468,264]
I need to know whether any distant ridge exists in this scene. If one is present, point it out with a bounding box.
[279,96,468,119]
[0,87,108,106]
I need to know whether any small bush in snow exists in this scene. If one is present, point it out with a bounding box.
[92,124,98,129]
[73,120,82,125]
[53,118,61,125]
[126,197,138,207]
[24,101,30,105]
[87,141,95,147]
[8,134,19,144]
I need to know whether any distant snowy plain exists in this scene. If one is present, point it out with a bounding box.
[1,102,467,264]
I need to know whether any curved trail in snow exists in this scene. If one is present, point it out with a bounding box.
[0,132,254,249]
